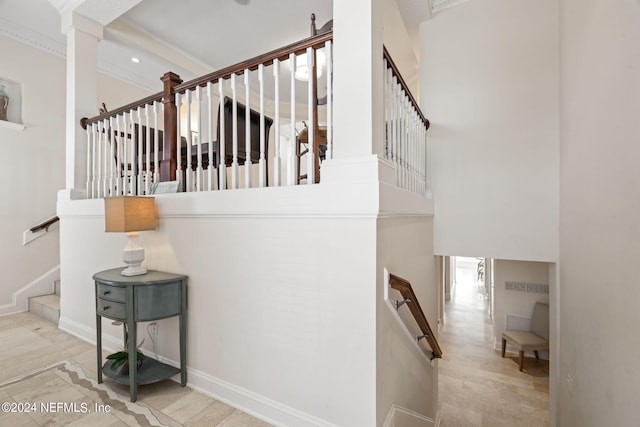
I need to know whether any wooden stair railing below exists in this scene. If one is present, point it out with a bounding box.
[389,273,443,359]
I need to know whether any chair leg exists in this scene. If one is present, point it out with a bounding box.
[534,350,540,360]
[501,338,506,358]
[519,351,524,372]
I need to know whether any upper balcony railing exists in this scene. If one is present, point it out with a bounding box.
[383,47,430,197]
[80,31,430,199]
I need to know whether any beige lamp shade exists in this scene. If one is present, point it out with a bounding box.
[104,196,158,232]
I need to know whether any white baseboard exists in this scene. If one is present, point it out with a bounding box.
[383,405,435,427]
[59,316,340,427]
[0,266,59,316]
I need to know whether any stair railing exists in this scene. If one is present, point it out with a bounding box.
[24,215,60,245]
[383,47,430,196]
[389,273,442,360]
[80,31,333,198]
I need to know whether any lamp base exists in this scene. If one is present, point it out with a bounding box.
[121,232,147,276]
[121,265,147,276]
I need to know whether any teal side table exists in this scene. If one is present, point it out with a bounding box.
[93,268,188,402]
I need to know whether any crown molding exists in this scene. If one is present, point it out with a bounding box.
[49,0,142,26]
[0,16,66,58]
[0,19,157,92]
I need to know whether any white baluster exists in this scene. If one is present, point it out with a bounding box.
[153,101,160,184]
[207,81,214,191]
[128,110,136,195]
[196,86,203,192]
[403,95,410,191]
[122,112,129,194]
[258,64,266,187]
[96,121,102,198]
[399,95,406,190]
[185,90,193,192]
[306,47,315,185]
[424,117,428,194]
[273,59,281,186]
[410,108,418,192]
[218,79,226,190]
[86,124,93,198]
[244,69,252,188]
[384,63,390,161]
[116,114,123,195]
[392,76,400,186]
[103,118,109,196]
[109,117,115,196]
[103,118,109,197]
[137,108,143,195]
[395,81,404,188]
[413,110,419,193]
[145,105,151,194]
[325,41,333,161]
[175,92,183,190]
[231,73,239,189]
[288,52,297,186]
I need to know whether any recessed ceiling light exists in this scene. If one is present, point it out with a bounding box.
[131,57,140,63]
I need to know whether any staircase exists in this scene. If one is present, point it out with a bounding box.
[29,279,60,325]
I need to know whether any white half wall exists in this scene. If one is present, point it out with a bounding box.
[58,181,380,427]
[420,0,559,262]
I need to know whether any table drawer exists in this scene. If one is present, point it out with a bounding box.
[96,298,125,320]
[97,283,126,302]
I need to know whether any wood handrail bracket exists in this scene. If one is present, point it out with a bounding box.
[29,215,60,233]
[389,273,443,359]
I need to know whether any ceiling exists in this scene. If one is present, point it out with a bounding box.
[0,0,334,92]
[0,0,464,98]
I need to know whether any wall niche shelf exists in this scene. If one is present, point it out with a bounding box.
[0,78,24,130]
[0,119,25,131]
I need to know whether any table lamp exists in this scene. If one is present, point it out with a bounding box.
[104,196,158,276]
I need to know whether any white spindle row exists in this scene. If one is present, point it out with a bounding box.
[384,60,428,196]
[85,101,163,199]
[325,41,333,161]
[86,44,333,198]
[169,44,332,192]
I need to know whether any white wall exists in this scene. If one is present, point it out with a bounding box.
[493,259,549,355]
[559,0,640,425]
[382,0,419,98]
[420,0,559,262]
[377,215,438,425]
[58,183,380,427]
[0,35,65,306]
[0,33,152,309]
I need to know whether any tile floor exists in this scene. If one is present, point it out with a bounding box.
[0,312,272,427]
[438,263,549,427]
[1,266,548,427]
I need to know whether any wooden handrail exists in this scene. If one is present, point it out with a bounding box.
[80,92,164,129]
[174,31,333,93]
[389,273,442,359]
[29,216,59,233]
[383,46,430,130]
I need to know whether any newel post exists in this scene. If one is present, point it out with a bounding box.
[160,72,183,181]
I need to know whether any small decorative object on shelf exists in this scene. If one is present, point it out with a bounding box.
[106,323,145,375]
[0,83,9,121]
